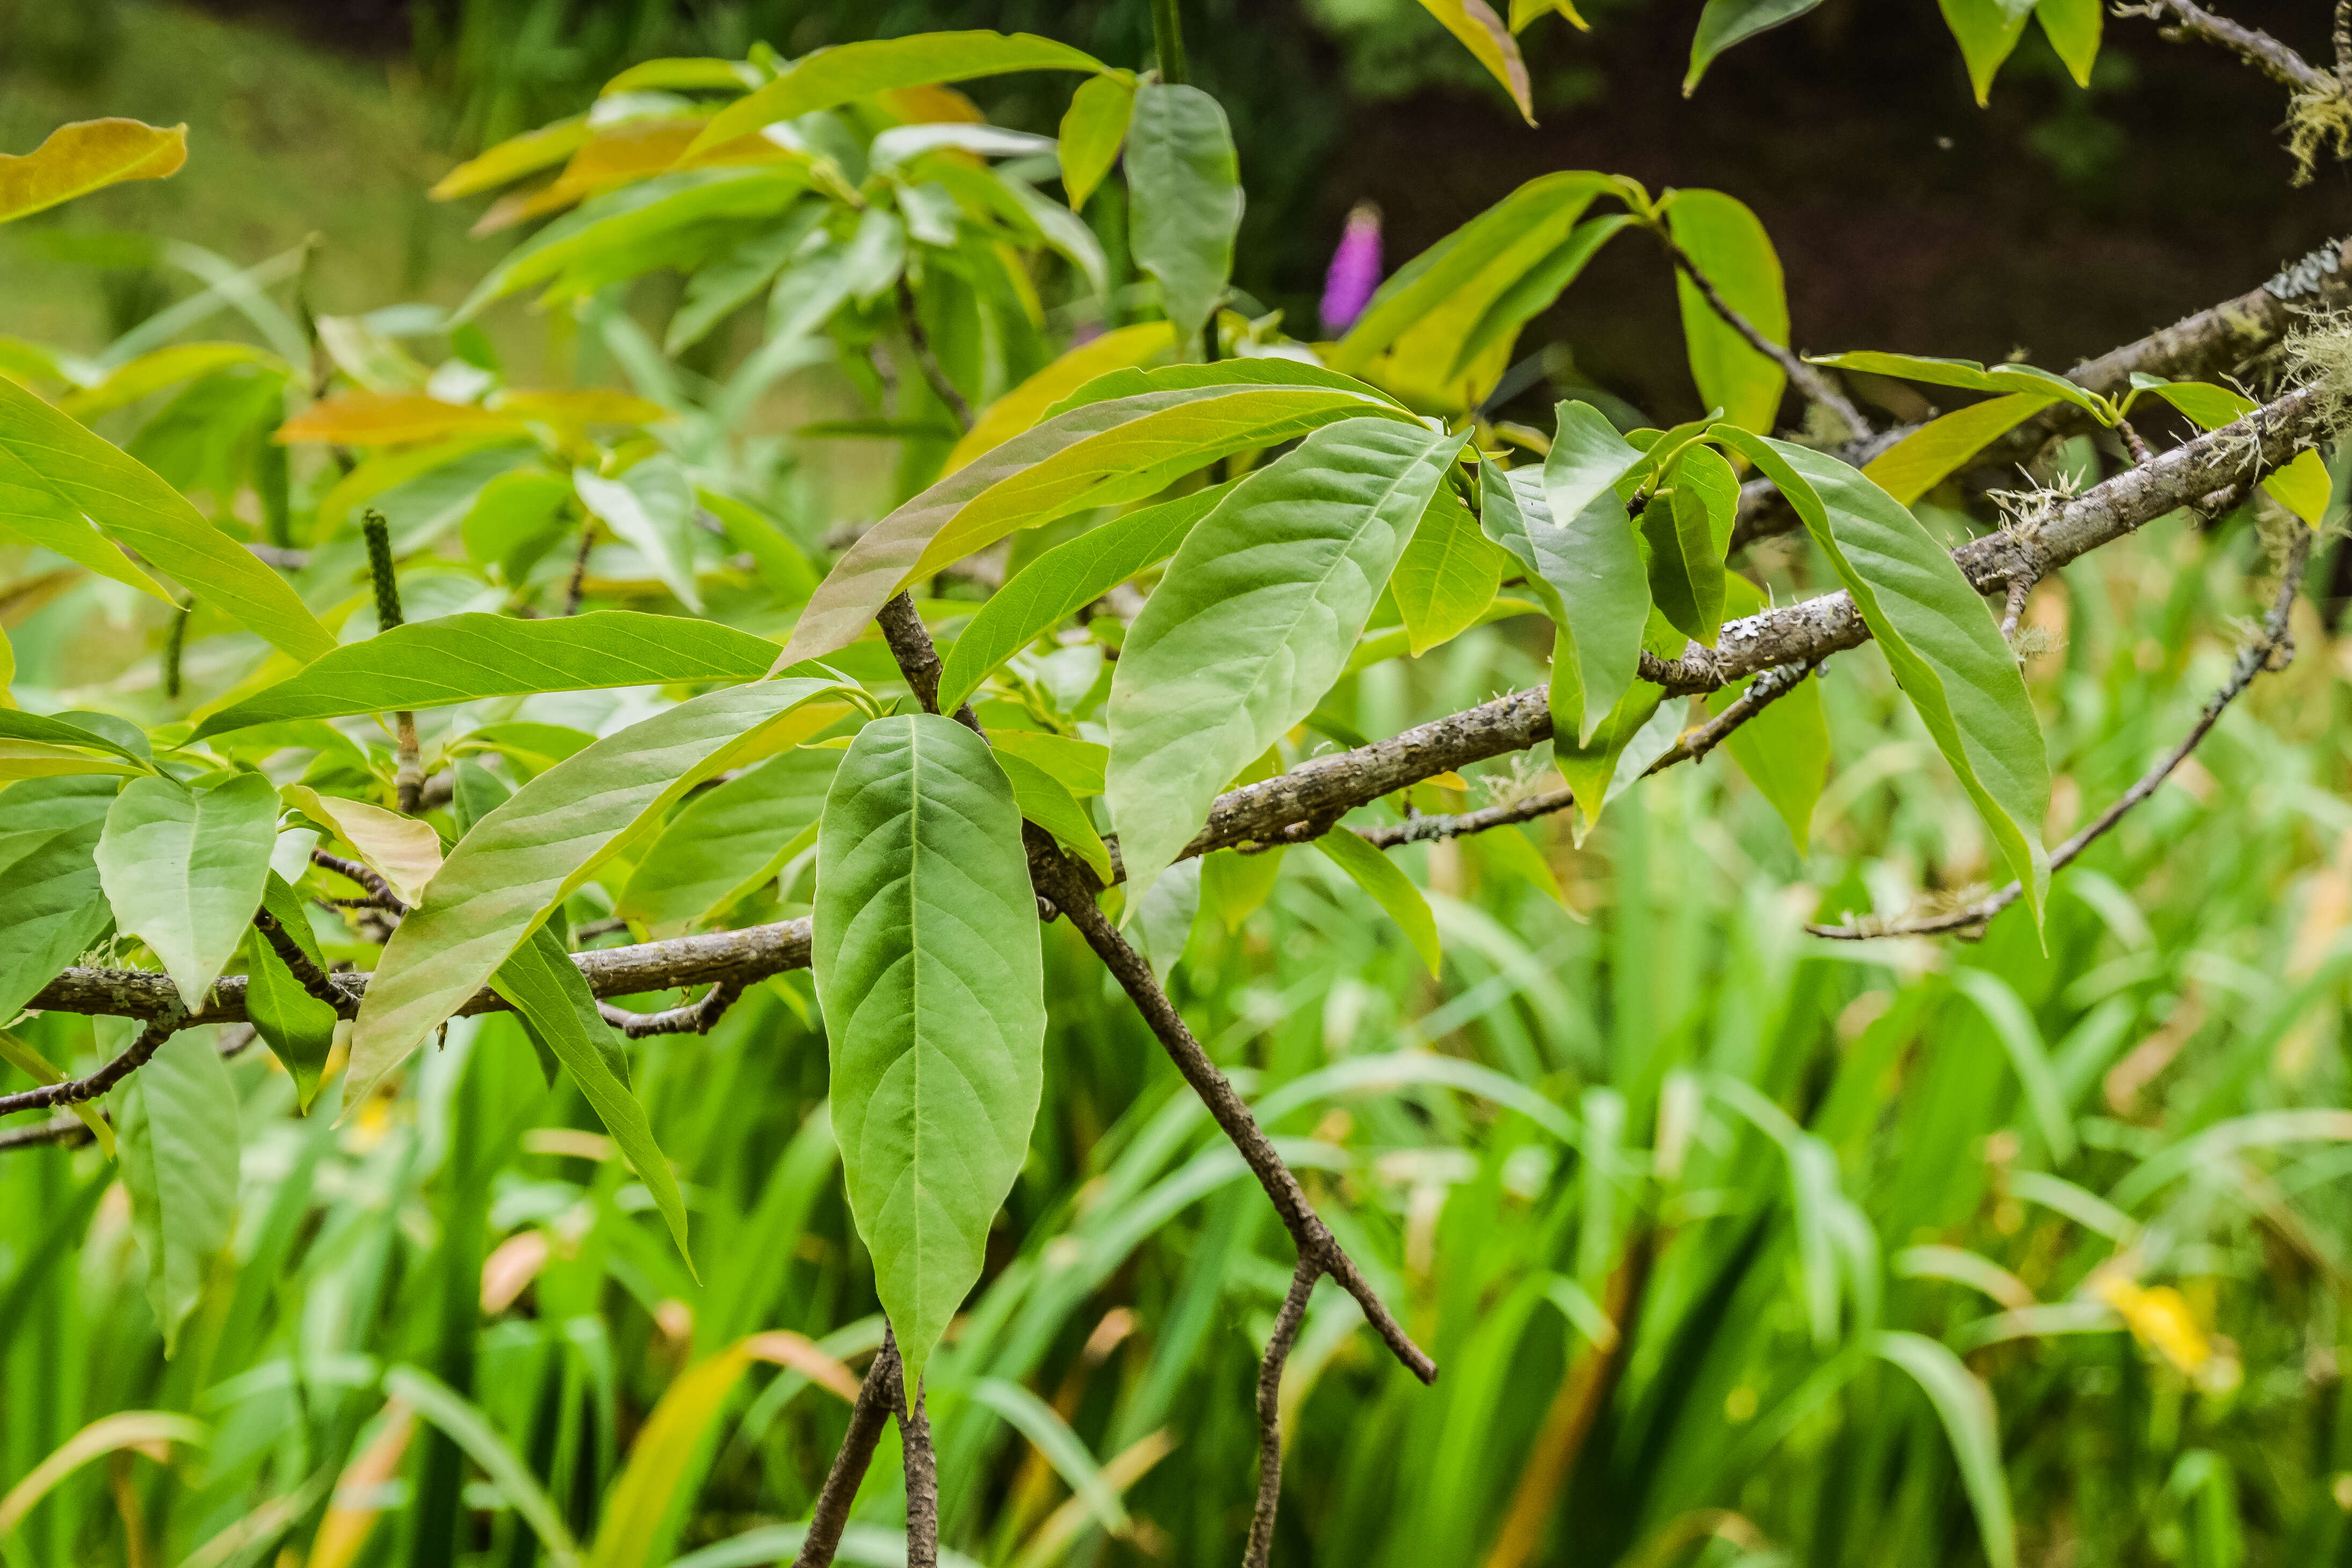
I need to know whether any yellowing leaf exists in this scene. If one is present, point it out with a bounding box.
[429,115,593,201]
[945,323,1177,474]
[282,784,444,907]
[1415,0,1536,124]
[276,392,527,447]
[1863,391,2058,505]
[0,119,187,224]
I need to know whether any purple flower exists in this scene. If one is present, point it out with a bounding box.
[1319,201,1383,337]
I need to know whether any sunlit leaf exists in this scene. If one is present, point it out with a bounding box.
[1058,72,1136,211]
[95,772,278,1005]
[1391,479,1505,656]
[1862,391,2058,505]
[275,391,527,447]
[281,784,444,908]
[243,870,337,1110]
[1414,0,1535,124]
[1938,0,2031,104]
[0,118,186,224]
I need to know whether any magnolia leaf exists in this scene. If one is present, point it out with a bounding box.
[0,782,117,1021]
[430,115,593,200]
[986,731,1108,797]
[616,747,840,935]
[0,119,186,224]
[935,484,1228,713]
[813,714,1045,1407]
[667,202,826,354]
[1666,190,1787,435]
[2139,381,2331,524]
[1810,351,2107,420]
[2037,0,2101,86]
[275,391,527,447]
[113,1025,239,1355]
[1715,427,2049,924]
[281,785,442,908]
[1643,442,1738,645]
[195,612,776,737]
[0,709,155,770]
[95,773,278,1005]
[1124,84,1243,353]
[1685,0,1825,93]
[576,457,704,611]
[943,323,1175,475]
[1415,0,1535,124]
[349,679,842,1100]
[1939,0,2031,104]
[1712,578,1828,853]
[994,749,1113,884]
[57,342,284,421]
[1392,480,1506,656]
[0,379,335,660]
[1134,859,1202,987]
[243,873,337,1111]
[1058,72,1136,210]
[1107,418,1469,906]
[1862,392,2059,505]
[1313,828,1441,974]
[1202,845,1286,932]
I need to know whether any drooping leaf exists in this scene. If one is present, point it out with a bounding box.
[429,115,594,200]
[275,391,528,447]
[1551,613,1681,837]
[1313,828,1441,975]
[970,1378,1135,1538]
[577,457,705,611]
[1133,859,1202,986]
[1810,350,2109,421]
[772,383,1410,672]
[113,1024,239,1354]
[1453,213,1634,377]
[1124,84,1244,353]
[1415,0,1535,122]
[95,773,279,1005]
[1711,576,1827,852]
[383,1363,587,1568]
[1939,0,2031,104]
[1058,72,1136,210]
[1714,427,2049,924]
[1871,1332,2019,1568]
[1684,0,1825,93]
[1666,190,1788,435]
[994,749,1113,884]
[56,342,284,421]
[194,612,778,737]
[0,378,335,659]
[1862,392,2059,505]
[0,118,186,224]
[935,484,1229,713]
[349,679,843,1099]
[688,32,1108,158]
[2137,381,2331,524]
[585,1343,767,1568]
[666,203,826,354]
[813,713,1046,1406]
[616,747,839,935]
[1107,418,1469,905]
[1642,442,1738,645]
[281,785,444,908]
[1202,845,1287,932]
[1392,480,1506,656]
[945,323,1178,475]
[461,467,576,582]
[2036,0,2101,86]
[243,872,337,1110]
[0,709,155,770]
[492,925,694,1267]
[0,782,116,1020]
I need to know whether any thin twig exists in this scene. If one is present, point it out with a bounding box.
[901,1381,940,1568]
[563,524,594,617]
[2121,0,2337,92]
[0,1119,98,1153]
[1651,228,1869,441]
[597,981,745,1038]
[793,1334,904,1568]
[896,277,974,433]
[0,1011,184,1118]
[2338,0,2352,82]
[253,908,364,1018]
[2000,576,2034,641]
[1245,1257,1319,1568]
[310,848,408,913]
[1809,526,2311,940]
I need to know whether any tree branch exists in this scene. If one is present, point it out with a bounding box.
[597,981,745,1039]
[0,1119,98,1153]
[2122,0,2338,92]
[896,278,974,434]
[792,1334,904,1568]
[901,1381,940,1568]
[0,1010,184,1118]
[1652,228,1869,441]
[311,848,407,913]
[1810,524,2311,939]
[1245,1256,1319,1568]
[253,908,365,1018]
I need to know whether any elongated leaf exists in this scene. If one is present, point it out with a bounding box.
[1685,0,1825,92]
[1125,84,1243,353]
[1453,212,1632,377]
[1939,0,2031,103]
[243,872,337,1110]
[281,785,443,908]
[688,32,1107,157]
[0,785,115,1020]
[995,749,1113,884]
[1313,829,1441,974]
[0,118,186,223]
[386,1364,586,1568]
[462,468,576,582]
[114,1025,239,1353]
[1950,968,2078,1163]
[96,773,278,1004]
[1108,418,1468,904]
[1666,190,1787,435]
[430,116,592,200]
[57,342,282,421]
[577,458,703,610]
[988,731,1108,796]
[814,714,1045,1405]
[492,926,692,1266]
[1058,72,1136,211]
[1864,392,2058,505]
[1812,350,2107,419]
[971,1377,1133,1536]
[1871,1332,2018,1568]
[666,204,825,354]
[1392,481,1506,656]
[1711,578,1827,852]
[275,391,525,447]
[349,679,842,1098]
[1415,0,1535,122]
[1715,427,2049,923]
[195,612,775,737]
[587,1345,762,1568]
[936,484,1228,713]
[2139,381,2331,524]
[0,378,335,658]
[1643,442,1738,645]
[772,383,1406,672]
[0,739,147,779]
[616,747,839,934]
[944,323,1176,475]
[1202,845,1287,931]
[0,708,154,769]
[2037,0,2101,85]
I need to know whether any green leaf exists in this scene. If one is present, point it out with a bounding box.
[970,1378,1133,1536]
[95,773,279,1004]
[2138,382,2331,524]
[987,730,1108,797]
[1107,418,1470,905]
[1058,72,1135,211]
[385,1363,587,1568]
[0,378,335,660]
[666,202,825,354]
[615,747,839,935]
[1392,481,1506,656]
[243,872,337,1111]
[0,784,115,1020]
[1202,845,1286,932]
[935,484,1229,713]
[56,341,284,422]
[813,714,1045,1406]
[1871,1332,2018,1568]
[1939,0,2031,103]
[772,384,1408,672]
[994,749,1112,884]
[1330,172,1611,413]
[687,31,1108,158]
[461,468,576,583]
[1313,829,1441,975]
[1665,190,1787,435]
[1711,578,1827,853]
[577,456,703,612]
[349,678,845,1099]
[492,925,694,1268]
[193,612,778,738]
[1714,427,2050,924]
[2036,0,2101,86]
[428,114,591,200]
[1414,0,1535,123]
[1811,350,2107,420]
[1042,358,1410,420]
[0,708,155,770]
[1642,442,1738,645]
[1950,967,2078,1164]
[1861,392,2059,505]
[279,784,443,907]
[1552,638,1669,838]
[1684,0,1825,92]
[113,1024,239,1355]
[1124,84,1244,353]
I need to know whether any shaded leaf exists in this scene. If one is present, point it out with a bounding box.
[577,457,704,611]
[1392,480,1506,656]
[995,749,1113,884]
[1685,0,1825,92]
[1313,828,1441,975]
[243,872,337,1110]
[987,731,1108,797]
[2137,381,2330,524]
[57,342,283,421]
[0,783,116,1020]
[1643,442,1738,645]
[616,747,839,934]
[113,1025,239,1355]
[1058,72,1136,211]
[1712,581,1828,853]
[1812,350,2108,420]
[1871,1332,2018,1568]
[281,784,444,908]
[95,773,278,1004]
[1666,189,1787,434]
[1124,84,1244,353]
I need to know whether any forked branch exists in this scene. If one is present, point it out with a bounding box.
[1246,1257,1320,1568]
